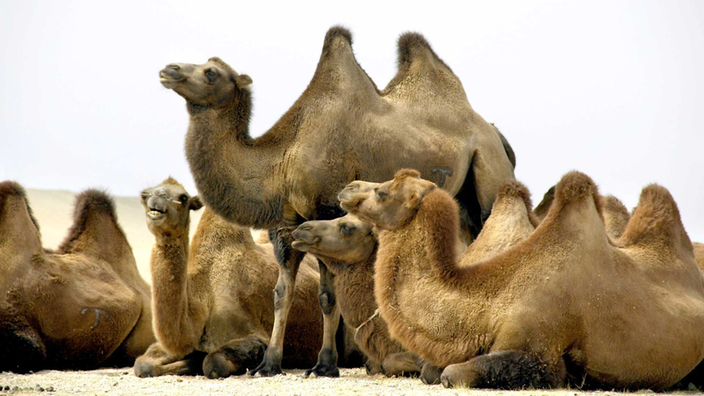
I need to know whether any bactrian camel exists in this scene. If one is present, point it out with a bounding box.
[340,169,704,390]
[292,213,422,377]
[134,178,358,378]
[0,181,154,372]
[159,26,516,376]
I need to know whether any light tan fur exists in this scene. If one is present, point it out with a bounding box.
[134,179,326,378]
[0,181,154,372]
[342,170,704,390]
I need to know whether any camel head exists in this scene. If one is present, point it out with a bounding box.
[140,177,203,238]
[159,57,252,107]
[292,214,376,263]
[339,169,437,230]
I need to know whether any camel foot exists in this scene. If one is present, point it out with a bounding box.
[420,361,443,385]
[381,352,421,377]
[134,360,158,378]
[305,347,340,378]
[249,350,284,377]
[304,362,340,378]
[203,353,237,379]
[365,359,383,376]
[441,351,560,389]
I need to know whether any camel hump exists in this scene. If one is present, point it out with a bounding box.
[496,181,533,212]
[322,25,353,53]
[0,181,43,257]
[396,32,451,72]
[539,172,606,242]
[533,185,555,221]
[58,189,133,261]
[601,195,630,240]
[620,184,693,254]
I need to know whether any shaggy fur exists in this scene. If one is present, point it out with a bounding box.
[0,182,153,372]
[161,25,516,375]
[134,179,340,378]
[344,170,704,390]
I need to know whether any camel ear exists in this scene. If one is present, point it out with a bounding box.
[189,196,204,211]
[235,74,253,88]
[405,191,420,209]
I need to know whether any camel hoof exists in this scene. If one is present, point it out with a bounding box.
[249,361,284,377]
[440,373,453,388]
[203,353,235,379]
[304,364,340,378]
[420,363,443,385]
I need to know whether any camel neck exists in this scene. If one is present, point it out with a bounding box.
[184,89,291,229]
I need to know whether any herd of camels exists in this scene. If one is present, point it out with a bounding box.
[2,26,704,391]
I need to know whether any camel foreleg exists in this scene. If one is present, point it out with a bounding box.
[250,227,304,376]
[133,343,205,377]
[305,259,341,377]
[203,335,267,378]
[381,351,422,377]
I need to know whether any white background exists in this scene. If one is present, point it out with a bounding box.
[1,0,702,240]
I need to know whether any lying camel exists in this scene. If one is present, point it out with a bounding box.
[291,213,422,377]
[159,26,516,376]
[134,178,357,378]
[0,181,154,372]
[340,169,704,390]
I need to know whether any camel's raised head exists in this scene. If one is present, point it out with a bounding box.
[340,169,436,230]
[292,214,376,263]
[159,57,252,107]
[140,177,203,237]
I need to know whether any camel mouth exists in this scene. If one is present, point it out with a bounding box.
[159,70,185,89]
[291,236,320,251]
[147,208,166,223]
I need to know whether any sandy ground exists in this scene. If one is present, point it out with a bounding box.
[2,368,699,396]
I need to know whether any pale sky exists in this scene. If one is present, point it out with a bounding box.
[1,0,703,241]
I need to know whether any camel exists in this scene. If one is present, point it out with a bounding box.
[339,169,704,390]
[291,213,422,377]
[134,178,360,378]
[0,181,154,372]
[159,26,516,376]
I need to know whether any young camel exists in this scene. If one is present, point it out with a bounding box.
[0,181,154,372]
[291,213,421,377]
[134,178,349,378]
[159,26,516,376]
[340,169,704,390]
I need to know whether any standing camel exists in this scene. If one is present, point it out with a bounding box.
[159,26,516,376]
[0,181,154,372]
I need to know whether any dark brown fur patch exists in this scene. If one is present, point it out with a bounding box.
[322,25,353,56]
[497,181,533,212]
[57,189,120,253]
[554,171,599,206]
[0,180,40,234]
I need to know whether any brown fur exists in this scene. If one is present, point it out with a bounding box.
[160,26,516,374]
[134,179,327,378]
[344,171,704,390]
[292,214,421,377]
[0,181,154,372]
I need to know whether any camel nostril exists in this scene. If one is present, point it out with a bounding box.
[166,64,180,70]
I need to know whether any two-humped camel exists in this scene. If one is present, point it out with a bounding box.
[134,178,357,378]
[340,169,704,390]
[291,213,422,377]
[0,181,154,372]
[159,26,516,376]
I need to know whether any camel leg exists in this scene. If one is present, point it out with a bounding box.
[440,350,564,389]
[203,335,268,379]
[134,343,205,377]
[365,358,383,375]
[305,259,341,377]
[420,360,443,385]
[250,226,304,376]
[381,352,422,377]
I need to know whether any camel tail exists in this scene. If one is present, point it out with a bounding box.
[620,184,693,255]
[396,32,452,72]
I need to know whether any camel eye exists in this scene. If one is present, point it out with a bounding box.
[205,68,217,82]
[340,224,354,235]
[376,191,388,201]
[141,192,149,202]
[179,194,189,203]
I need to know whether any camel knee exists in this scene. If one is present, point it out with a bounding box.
[318,290,336,315]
